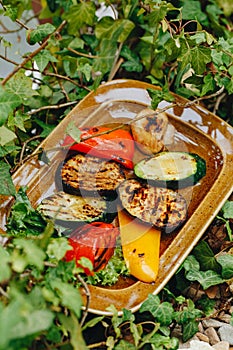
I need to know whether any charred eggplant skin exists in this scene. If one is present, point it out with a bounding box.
[57,153,126,199]
[134,152,206,189]
[118,179,187,233]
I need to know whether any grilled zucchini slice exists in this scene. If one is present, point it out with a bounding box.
[38,191,113,227]
[118,179,187,232]
[59,153,126,198]
[134,152,206,188]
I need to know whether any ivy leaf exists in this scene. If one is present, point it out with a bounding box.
[221,200,233,219]
[35,49,58,72]
[58,313,87,350]
[114,340,136,349]
[182,320,199,342]
[186,269,225,289]
[93,38,117,75]
[27,23,55,45]
[50,279,82,318]
[95,17,135,43]
[0,88,21,126]
[193,241,221,272]
[5,71,39,100]
[66,121,81,142]
[8,112,30,132]
[191,46,212,75]
[0,245,11,282]
[3,5,18,21]
[216,254,233,279]
[0,125,17,146]
[35,118,55,138]
[0,160,16,196]
[120,46,143,72]
[139,294,174,325]
[12,238,46,272]
[47,237,71,261]
[181,0,209,25]
[63,2,96,34]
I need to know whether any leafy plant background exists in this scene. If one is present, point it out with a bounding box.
[0,0,233,349]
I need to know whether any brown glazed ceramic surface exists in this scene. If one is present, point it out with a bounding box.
[1,79,233,315]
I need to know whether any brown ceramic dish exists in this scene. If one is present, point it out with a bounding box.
[1,79,233,315]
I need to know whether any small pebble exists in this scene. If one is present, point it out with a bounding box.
[204,327,220,345]
[218,325,233,345]
[212,341,229,350]
[202,319,226,328]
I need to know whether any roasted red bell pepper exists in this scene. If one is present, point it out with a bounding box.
[65,222,119,275]
[62,126,135,169]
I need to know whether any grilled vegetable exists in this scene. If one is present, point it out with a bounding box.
[131,108,175,154]
[118,207,161,283]
[62,126,135,169]
[65,222,120,275]
[59,153,126,198]
[38,191,112,227]
[118,179,187,233]
[134,151,206,188]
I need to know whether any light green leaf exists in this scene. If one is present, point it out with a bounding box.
[93,38,117,74]
[12,238,46,272]
[0,125,17,146]
[59,313,87,350]
[0,89,21,125]
[191,46,212,74]
[50,279,82,318]
[186,269,225,289]
[63,2,96,34]
[95,17,135,43]
[8,112,30,132]
[0,246,11,282]
[217,254,233,279]
[0,160,16,196]
[66,121,81,142]
[5,71,38,100]
[27,23,55,45]
[35,49,58,72]
[47,237,71,261]
[221,200,233,219]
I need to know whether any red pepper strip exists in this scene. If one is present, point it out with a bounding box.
[62,126,135,169]
[65,222,119,275]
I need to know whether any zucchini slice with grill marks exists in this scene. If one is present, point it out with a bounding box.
[118,179,187,233]
[38,191,114,227]
[59,153,126,198]
[134,152,206,188]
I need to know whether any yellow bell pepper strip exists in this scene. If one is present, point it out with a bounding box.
[117,207,161,283]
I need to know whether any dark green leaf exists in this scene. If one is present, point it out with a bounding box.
[182,320,199,342]
[191,46,212,75]
[0,161,16,196]
[193,241,221,272]
[35,49,58,72]
[120,46,143,72]
[95,17,135,43]
[0,88,21,125]
[27,23,55,45]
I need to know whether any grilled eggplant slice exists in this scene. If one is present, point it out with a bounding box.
[134,152,206,188]
[118,179,187,232]
[38,191,112,227]
[59,154,126,198]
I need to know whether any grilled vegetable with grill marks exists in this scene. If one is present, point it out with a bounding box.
[65,222,120,275]
[131,108,175,154]
[59,153,126,198]
[134,151,206,188]
[62,126,135,169]
[38,191,113,227]
[118,179,187,233]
